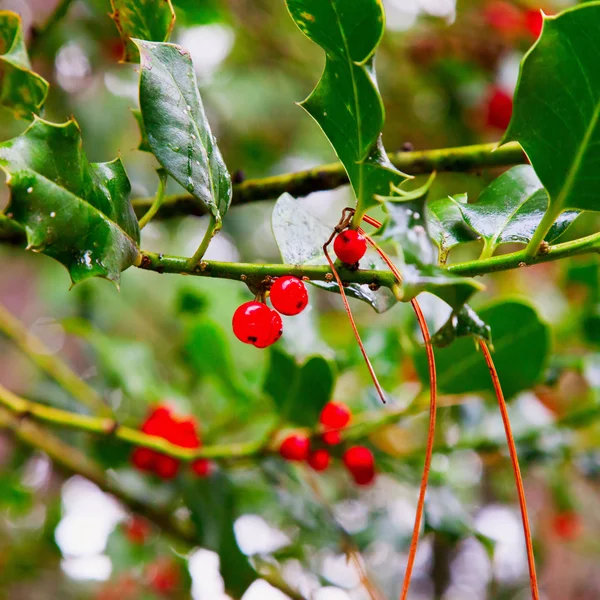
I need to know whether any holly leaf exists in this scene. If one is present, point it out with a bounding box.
[285,0,408,221]
[0,11,49,119]
[131,108,151,152]
[110,0,176,63]
[503,3,600,241]
[450,166,579,259]
[134,40,232,224]
[263,348,334,427]
[431,305,492,349]
[0,118,139,285]
[427,193,479,264]
[415,300,550,398]
[271,193,397,312]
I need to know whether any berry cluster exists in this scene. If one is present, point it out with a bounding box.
[278,401,376,486]
[232,275,308,348]
[131,405,212,479]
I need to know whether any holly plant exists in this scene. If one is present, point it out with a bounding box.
[1,1,600,599]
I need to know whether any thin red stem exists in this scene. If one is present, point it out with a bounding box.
[479,340,539,600]
[358,217,438,600]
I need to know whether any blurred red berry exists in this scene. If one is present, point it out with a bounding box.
[553,511,582,541]
[483,1,523,34]
[320,402,352,429]
[192,458,212,477]
[279,434,310,461]
[131,447,156,472]
[322,430,342,445]
[308,449,331,472]
[147,559,180,596]
[124,516,151,545]
[270,276,309,316]
[486,86,513,130]
[525,8,544,38]
[154,454,180,480]
[333,229,367,264]
[343,446,376,486]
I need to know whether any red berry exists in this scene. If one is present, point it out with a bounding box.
[154,454,180,479]
[131,447,156,472]
[170,418,200,448]
[333,229,367,264]
[553,512,582,541]
[279,434,310,462]
[124,516,151,545]
[147,559,180,595]
[486,86,513,130]
[307,449,330,472]
[254,309,283,348]
[233,301,280,347]
[192,459,212,477]
[483,1,524,34]
[343,446,376,486]
[322,430,342,445]
[525,9,544,38]
[142,405,173,435]
[269,276,309,316]
[320,402,352,429]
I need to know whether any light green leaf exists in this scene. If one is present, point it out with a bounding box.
[271,192,397,312]
[427,193,479,263]
[503,3,600,247]
[415,300,550,398]
[0,118,140,285]
[285,0,408,222]
[110,0,176,63]
[134,40,232,223]
[0,11,49,119]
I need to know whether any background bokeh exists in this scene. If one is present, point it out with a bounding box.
[1,0,600,599]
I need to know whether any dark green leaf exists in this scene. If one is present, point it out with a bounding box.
[427,193,480,263]
[263,348,334,427]
[285,0,407,220]
[134,40,232,223]
[503,4,600,238]
[0,118,140,285]
[131,108,151,152]
[431,305,492,348]
[449,166,579,259]
[271,192,397,312]
[0,11,49,119]
[415,300,550,398]
[110,0,176,63]
[183,473,257,597]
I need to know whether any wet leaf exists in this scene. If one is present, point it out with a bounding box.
[0,118,139,285]
[110,0,176,63]
[415,300,550,398]
[0,11,49,119]
[431,305,492,349]
[134,40,232,223]
[503,4,600,237]
[285,0,407,221]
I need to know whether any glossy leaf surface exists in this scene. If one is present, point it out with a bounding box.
[0,11,49,119]
[135,40,232,222]
[110,0,176,62]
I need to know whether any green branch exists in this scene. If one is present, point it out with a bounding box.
[0,303,111,416]
[132,142,526,219]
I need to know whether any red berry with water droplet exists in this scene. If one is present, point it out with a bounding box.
[334,229,367,264]
[232,301,280,347]
[270,276,309,316]
[343,446,376,486]
[308,449,331,472]
[279,434,310,462]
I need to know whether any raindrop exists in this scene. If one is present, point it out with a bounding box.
[27,187,33,193]
[50,212,56,218]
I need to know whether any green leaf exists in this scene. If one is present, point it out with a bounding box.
[110,0,176,63]
[427,193,480,264]
[131,108,151,152]
[431,305,492,349]
[448,166,579,259]
[503,3,600,244]
[0,118,140,285]
[134,40,232,223]
[263,348,334,427]
[415,300,550,398]
[183,473,257,597]
[0,11,49,119]
[285,0,407,222]
[271,192,397,312]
